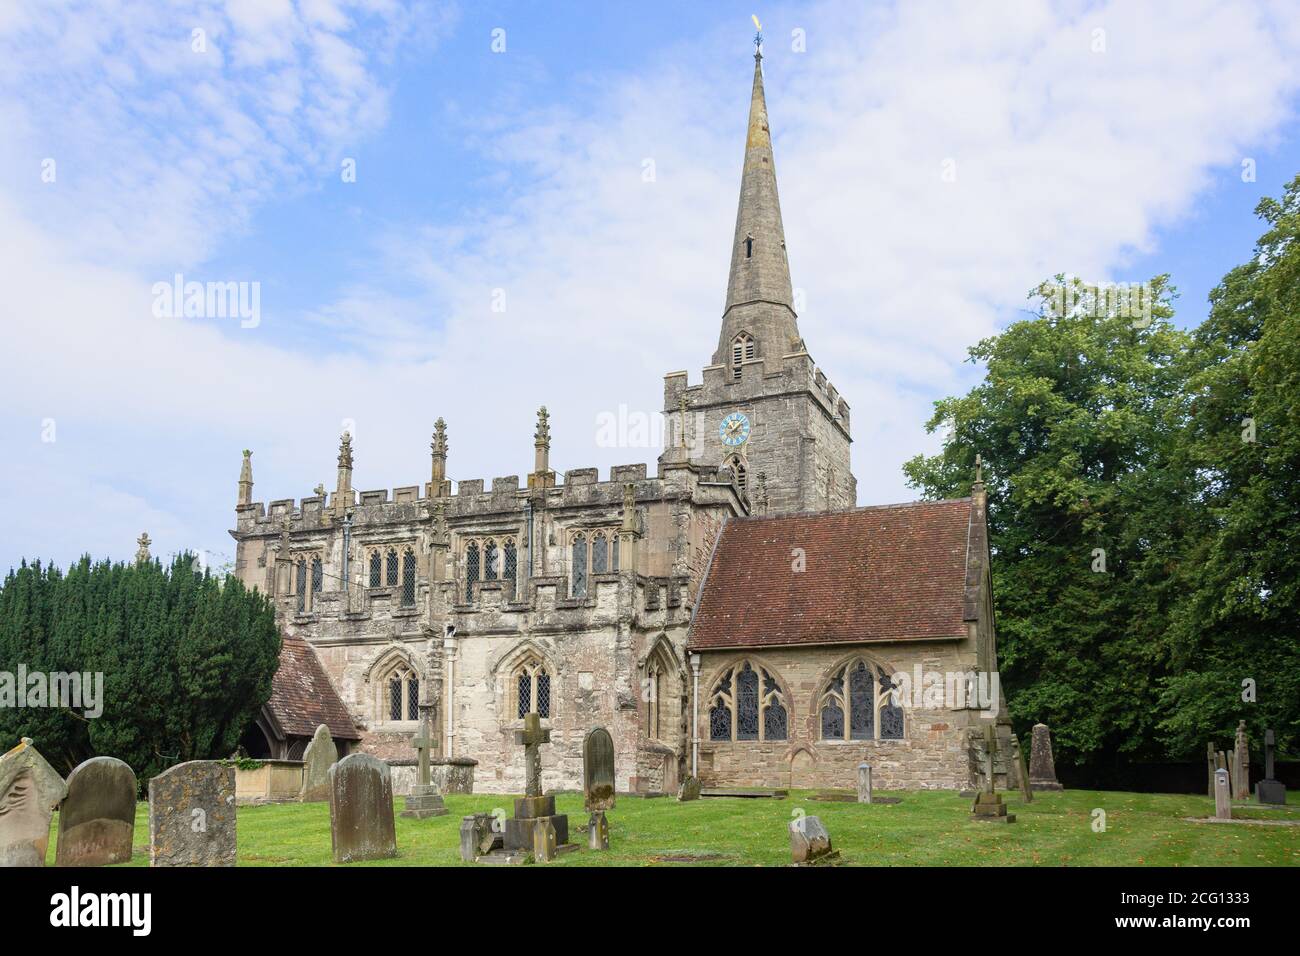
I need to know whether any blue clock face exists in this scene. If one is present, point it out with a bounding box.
[720,412,751,446]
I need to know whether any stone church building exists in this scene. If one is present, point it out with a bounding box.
[230,48,1015,795]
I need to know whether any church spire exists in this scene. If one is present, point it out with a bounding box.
[714,39,800,373]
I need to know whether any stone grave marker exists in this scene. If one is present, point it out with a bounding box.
[588,810,610,850]
[1234,721,1250,800]
[582,727,616,811]
[459,813,499,862]
[1012,735,1033,803]
[1213,768,1231,820]
[0,738,68,867]
[148,760,236,867]
[789,815,837,865]
[677,776,701,801]
[299,724,336,802]
[971,725,1016,823]
[55,756,136,867]
[857,763,872,804]
[1028,723,1063,791]
[1206,741,1216,798]
[1255,730,1287,805]
[329,753,397,863]
[503,713,571,852]
[532,816,557,862]
[401,700,447,819]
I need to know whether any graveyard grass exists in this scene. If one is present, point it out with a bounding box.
[46,788,1300,866]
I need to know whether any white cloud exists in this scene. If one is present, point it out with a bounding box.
[1,0,1299,570]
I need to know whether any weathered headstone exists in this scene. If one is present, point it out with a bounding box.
[0,738,68,867]
[148,760,236,867]
[677,775,701,801]
[1012,735,1033,803]
[588,810,610,850]
[299,724,336,802]
[329,753,397,863]
[401,700,447,819]
[532,816,557,862]
[1213,768,1231,820]
[55,756,136,867]
[789,815,836,865]
[1206,741,1216,798]
[1235,721,1250,800]
[1255,729,1287,806]
[459,813,499,862]
[1227,748,1237,800]
[582,727,616,811]
[857,762,872,804]
[1028,723,1063,791]
[972,725,1016,823]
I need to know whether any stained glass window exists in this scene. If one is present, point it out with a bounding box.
[736,662,759,740]
[485,541,498,580]
[465,542,479,602]
[572,533,587,597]
[849,661,874,740]
[764,696,787,740]
[386,549,398,587]
[879,667,904,739]
[821,697,844,739]
[503,540,517,599]
[401,551,416,606]
[369,552,381,587]
[592,533,608,573]
[709,698,731,741]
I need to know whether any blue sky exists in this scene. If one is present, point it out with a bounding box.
[1,0,1299,573]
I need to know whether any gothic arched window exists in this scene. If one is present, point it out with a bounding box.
[731,332,755,380]
[310,556,323,600]
[514,657,551,719]
[400,550,416,606]
[708,661,787,742]
[383,663,419,722]
[572,533,587,598]
[295,558,307,613]
[484,540,498,580]
[819,659,905,741]
[592,532,608,574]
[386,548,399,587]
[465,541,479,603]
[503,540,518,599]
[369,551,381,588]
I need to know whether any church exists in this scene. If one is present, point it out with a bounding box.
[230,47,1015,796]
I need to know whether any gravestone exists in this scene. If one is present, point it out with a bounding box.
[1206,741,1216,798]
[1028,723,1063,791]
[0,738,68,867]
[972,725,1016,823]
[588,810,610,850]
[329,753,397,863]
[677,776,701,801]
[299,724,336,802]
[1012,735,1033,803]
[857,763,872,804]
[55,756,136,867]
[1234,721,1250,800]
[1213,768,1231,820]
[459,813,499,862]
[789,815,837,865]
[503,713,572,852]
[148,760,236,867]
[401,700,448,819]
[532,816,557,863]
[582,727,616,811]
[1227,748,1237,800]
[1255,730,1287,805]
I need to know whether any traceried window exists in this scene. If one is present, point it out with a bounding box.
[708,661,787,742]
[484,540,498,580]
[571,532,587,598]
[612,535,619,571]
[310,556,323,599]
[514,657,552,719]
[818,659,905,742]
[384,664,419,722]
[503,540,517,599]
[465,542,479,602]
[295,558,307,613]
[731,332,755,380]
[648,664,664,740]
[400,550,416,606]
[386,548,399,587]
[369,551,381,588]
[592,532,608,574]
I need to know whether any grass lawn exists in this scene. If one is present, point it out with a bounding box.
[47,788,1300,867]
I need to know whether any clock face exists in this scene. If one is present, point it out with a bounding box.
[719,412,751,446]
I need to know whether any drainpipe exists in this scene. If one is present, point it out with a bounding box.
[442,624,457,758]
[690,653,701,776]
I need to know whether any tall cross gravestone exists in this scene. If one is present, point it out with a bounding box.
[1255,729,1287,805]
[503,713,571,855]
[401,700,447,819]
[971,725,1016,823]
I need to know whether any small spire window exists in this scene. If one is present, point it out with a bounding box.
[744,235,753,258]
[731,332,755,381]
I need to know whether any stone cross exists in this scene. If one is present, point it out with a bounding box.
[414,701,436,788]
[514,712,550,798]
[135,532,151,564]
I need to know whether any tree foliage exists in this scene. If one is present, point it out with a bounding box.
[0,553,280,781]
[904,176,1300,772]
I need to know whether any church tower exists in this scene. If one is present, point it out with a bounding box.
[664,40,856,514]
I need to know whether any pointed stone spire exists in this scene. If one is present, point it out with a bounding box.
[713,45,801,374]
[529,406,556,490]
[430,418,448,496]
[334,431,354,515]
[237,449,253,509]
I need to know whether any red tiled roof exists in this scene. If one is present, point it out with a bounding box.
[266,633,361,740]
[688,499,977,650]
